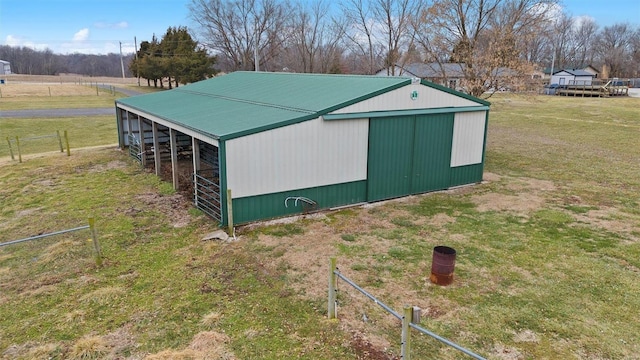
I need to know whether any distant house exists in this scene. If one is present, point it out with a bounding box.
[377,62,518,91]
[376,63,467,90]
[0,60,11,75]
[544,65,600,80]
[551,69,595,86]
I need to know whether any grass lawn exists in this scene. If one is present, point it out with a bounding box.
[0,84,122,110]
[0,116,117,159]
[1,90,639,359]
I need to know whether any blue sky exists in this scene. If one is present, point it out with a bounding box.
[0,0,638,55]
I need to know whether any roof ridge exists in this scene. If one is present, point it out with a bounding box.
[176,88,317,115]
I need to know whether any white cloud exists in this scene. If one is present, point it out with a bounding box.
[94,21,129,29]
[4,35,50,50]
[5,35,21,46]
[73,28,90,42]
[573,15,596,28]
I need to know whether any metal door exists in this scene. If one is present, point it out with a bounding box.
[367,116,414,202]
[411,113,453,193]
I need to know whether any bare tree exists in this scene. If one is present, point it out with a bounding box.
[284,0,344,73]
[372,0,425,75]
[573,17,599,66]
[596,23,635,78]
[414,0,557,97]
[189,0,289,72]
[339,0,380,74]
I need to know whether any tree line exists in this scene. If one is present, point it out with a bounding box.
[0,45,135,77]
[189,0,640,96]
[2,0,638,97]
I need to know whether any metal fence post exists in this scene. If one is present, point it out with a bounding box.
[64,130,70,156]
[56,130,64,152]
[328,257,337,319]
[6,136,14,160]
[88,218,103,267]
[16,136,22,163]
[401,306,412,360]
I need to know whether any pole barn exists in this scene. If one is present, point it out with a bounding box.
[115,72,490,226]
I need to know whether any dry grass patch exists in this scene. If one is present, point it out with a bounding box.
[146,331,235,360]
[79,286,126,305]
[68,335,109,360]
[0,83,100,97]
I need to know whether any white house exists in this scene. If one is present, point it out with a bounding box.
[551,69,594,86]
[0,60,11,75]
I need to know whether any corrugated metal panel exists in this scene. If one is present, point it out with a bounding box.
[332,84,479,114]
[231,180,367,224]
[412,113,453,193]
[226,117,369,198]
[183,71,410,112]
[450,164,484,187]
[367,116,415,201]
[450,111,486,167]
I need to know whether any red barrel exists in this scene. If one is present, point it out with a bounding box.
[430,246,456,286]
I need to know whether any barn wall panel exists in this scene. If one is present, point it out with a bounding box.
[226,117,369,198]
[450,111,486,167]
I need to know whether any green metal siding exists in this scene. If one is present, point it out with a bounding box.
[412,114,454,193]
[450,164,484,187]
[231,180,367,225]
[367,116,414,201]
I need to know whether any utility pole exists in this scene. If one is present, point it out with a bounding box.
[134,36,140,86]
[119,41,125,78]
[254,20,259,72]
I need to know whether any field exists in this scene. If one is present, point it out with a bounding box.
[1,83,639,359]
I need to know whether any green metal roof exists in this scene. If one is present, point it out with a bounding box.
[116,71,488,140]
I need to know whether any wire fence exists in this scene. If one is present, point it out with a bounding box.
[5,130,70,162]
[328,257,486,360]
[0,218,102,266]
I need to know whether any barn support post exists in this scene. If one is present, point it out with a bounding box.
[226,189,233,234]
[137,115,146,167]
[192,138,200,207]
[152,122,161,176]
[125,110,132,149]
[169,128,179,190]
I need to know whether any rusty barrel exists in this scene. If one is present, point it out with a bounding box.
[430,246,456,286]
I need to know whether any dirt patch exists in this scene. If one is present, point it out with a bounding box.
[491,343,524,360]
[87,160,128,173]
[573,207,640,243]
[473,192,545,214]
[513,329,539,343]
[133,192,193,228]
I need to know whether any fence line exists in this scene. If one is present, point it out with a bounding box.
[328,257,485,360]
[5,130,70,162]
[0,218,102,266]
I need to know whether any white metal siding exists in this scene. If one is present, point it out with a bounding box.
[226,117,369,198]
[450,111,486,167]
[332,84,478,114]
